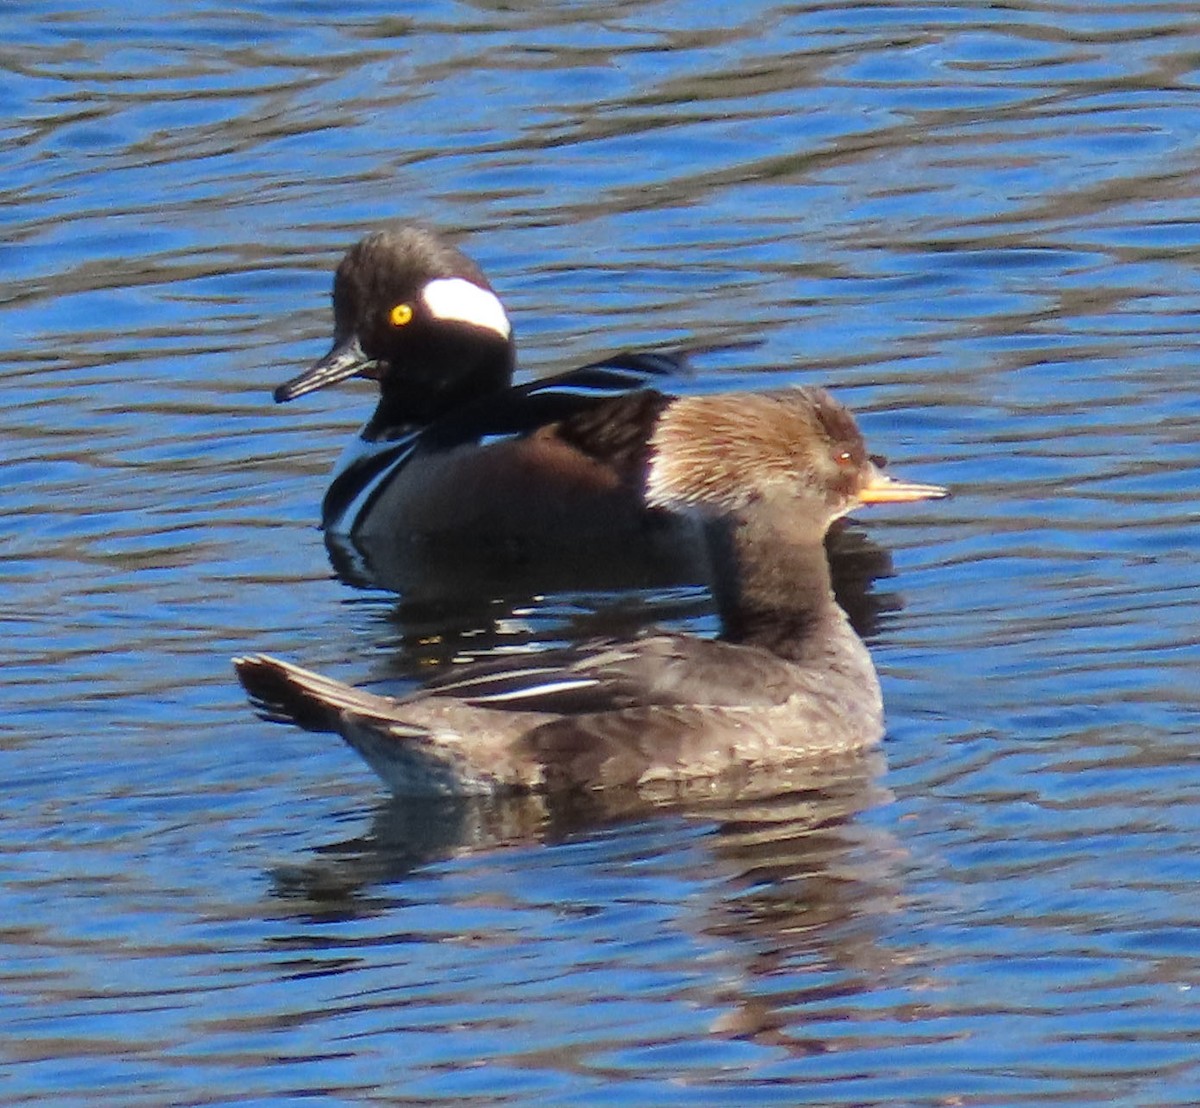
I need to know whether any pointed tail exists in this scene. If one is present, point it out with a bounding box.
[233,653,416,734]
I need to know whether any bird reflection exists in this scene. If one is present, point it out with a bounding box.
[330,520,900,686]
[267,746,907,1060]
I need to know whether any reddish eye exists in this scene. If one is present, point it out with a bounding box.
[835,450,855,467]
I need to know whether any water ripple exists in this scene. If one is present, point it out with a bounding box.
[3,1,1200,1102]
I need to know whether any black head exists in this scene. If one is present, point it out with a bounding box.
[274,226,517,430]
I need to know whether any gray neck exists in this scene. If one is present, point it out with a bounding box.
[704,511,865,667]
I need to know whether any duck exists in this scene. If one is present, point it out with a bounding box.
[235,386,947,797]
[275,224,692,547]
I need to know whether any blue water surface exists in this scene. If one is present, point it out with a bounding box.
[3,1,1200,1103]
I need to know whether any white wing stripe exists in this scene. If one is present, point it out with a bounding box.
[460,677,601,704]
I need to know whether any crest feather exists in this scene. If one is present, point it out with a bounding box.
[645,387,862,513]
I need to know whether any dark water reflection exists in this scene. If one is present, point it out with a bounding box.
[336,521,896,679]
[4,0,1200,1102]
[268,754,903,1080]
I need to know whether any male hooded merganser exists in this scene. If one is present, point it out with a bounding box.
[275,224,688,545]
[236,387,947,796]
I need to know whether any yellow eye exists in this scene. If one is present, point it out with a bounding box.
[389,303,414,327]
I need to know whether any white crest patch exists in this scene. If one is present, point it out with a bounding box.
[421,277,511,338]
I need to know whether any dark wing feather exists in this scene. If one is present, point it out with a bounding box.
[575,350,692,378]
[412,343,758,454]
[421,633,800,715]
[417,351,680,452]
[549,389,671,474]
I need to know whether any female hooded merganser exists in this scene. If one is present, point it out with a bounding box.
[236,387,947,796]
[275,224,687,545]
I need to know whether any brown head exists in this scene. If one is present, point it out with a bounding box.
[646,387,946,536]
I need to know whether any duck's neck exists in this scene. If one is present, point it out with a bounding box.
[366,344,515,440]
[705,511,855,663]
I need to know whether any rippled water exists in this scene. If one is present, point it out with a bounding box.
[5,1,1200,1102]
